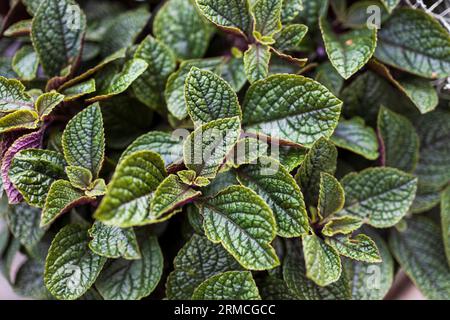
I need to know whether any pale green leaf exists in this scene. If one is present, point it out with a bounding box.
[6,203,46,248]
[251,0,283,44]
[35,91,64,119]
[228,137,268,167]
[65,166,92,190]
[12,46,39,81]
[0,76,34,112]
[326,234,381,263]
[0,110,39,133]
[243,44,271,83]
[281,0,304,23]
[322,216,363,237]
[274,24,308,51]
[62,79,96,102]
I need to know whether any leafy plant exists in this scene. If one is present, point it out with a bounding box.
[0,0,449,301]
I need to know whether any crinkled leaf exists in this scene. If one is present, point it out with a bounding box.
[243,75,342,146]
[166,234,241,299]
[228,137,268,167]
[320,17,376,79]
[326,234,381,263]
[94,151,166,227]
[44,224,106,300]
[95,235,162,300]
[274,145,307,172]
[375,8,450,78]
[318,172,345,218]
[340,167,417,228]
[274,24,308,51]
[41,180,91,227]
[7,202,46,248]
[331,117,379,160]
[281,0,304,23]
[0,76,34,112]
[220,56,247,92]
[65,166,92,190]
[154,0,213,60]
[377,106,419,173]
[85,178,106,198]
[389,217,450,300]
[183,117,241,179]
[62,103,104,177]
[61,79,96,102]
[236,156,309,237]
[303,234,342,286]
[442,186,450,266]
[0,110,39,133]
[12,45,38,81]
[243,43,270,84]
[258,275,296,300]
[200,185,279,270]
[251,0,283,44]
[4,19,32,37]
[315,61,344,96]
[132,35,176,112]
[31,0,86,76]
[192,271,260,300]
[35,91,64,119]
[9,149,67,207]
[322,216,363,237]
[185,67,242,127]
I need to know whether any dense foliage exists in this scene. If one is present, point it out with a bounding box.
[0,0,449,300]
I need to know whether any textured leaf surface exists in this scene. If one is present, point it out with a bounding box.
[0,110,39,133]
[251,0,282,44]
[377,107,419,173]
[166,234,240,300]
[183,117,241,179]
[274,24,308,52]
[7,203,45,248]
[44,225,106,300]
[303,234,342,286]
[243,75,342,146]
[192,271,260,300]
[0,77,33,113]
[88,221,140,260]
[31,0,86,76]
[318,172,345,219]
[389,217,450,300]
[315,62,344,96]
[41,180,90,227]
[94,151,166,227]
[14,259,53,300]
[9,149,67,207]
[132,35,176,111]
[62,104,104,177]
[326,234,381,263]
[340,168,417,228]
[236,157,309,237]
[442,187,450,266]
[65,166,92,190]
[228,137,268,167]
[220,56,247,92]
[96,235,162,300]
[154,0,213,60]
[258,275,296,300]
[243,44,270,84]
[281,0,304,23]
[150,175,201,218]
[185,67,241,127]
[375,8,450,78]
[331,117,379,160]
[322,216,363,237]
[121,131,183,166]
[35,91,64,119]
[12,45,39,81]
[62,79,96,102]
[201,185,279,270]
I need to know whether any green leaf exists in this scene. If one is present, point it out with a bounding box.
[442,186,450,267]
[6,203,46,248]
[377,106,419,173]
[236,156,309,237]
[132,35,176,112]
[166,57,224,120]
[150,175,201,218]
[35,91,64,119]
[414,111,450,189]
[14,259,53,300]
[295,138,337,204]
[274,146,307,172]
[375,8,450,78]
[340,167,417,228]
[344,1,389,29]
[0,110,39,133]
[62,103,104,178]
[243,75,342,146]
[185,67,242,127]
[154,0,214,60]
[44,224,106,300]
[281,0,304,23]
[396,77,439,114]
[220,55,247,92]
[12,45,39,81]
[120,131,183,166]
[320,17,376,79]
[62,79,96,102]
[41,180,91,227]
[166,234,241,299]
[192,271,260,300]
[297,0,327,30]
[243,44,271,83]
[303,234,342,286]
[85,179,106,198]
[0,76,34,112]
[389,217,450,299]
[322,216,363,237]
[200,185,279,270]
[274,24,308,51]
[88,221,140,260]
[345,230,394,300]
[331,117,379,160]
[326,234,381,263]
[65,166,92,190]
[251,0,283,44]
[99,7,149,57]
[183,116,241,179]
[200,170,239,197]
[380,0,400,13]
[283,244,351,299]
[88,58,148,103]
[31,0,86,76]
[195,0,252,36]
[94,151,167,228]
[4,19,32,37]
[258,275,297,300]
[9,149,67,207]
[318,172,345,219]
[315,62,344,96]
[95,235,163,300]
[228,137,268,167]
